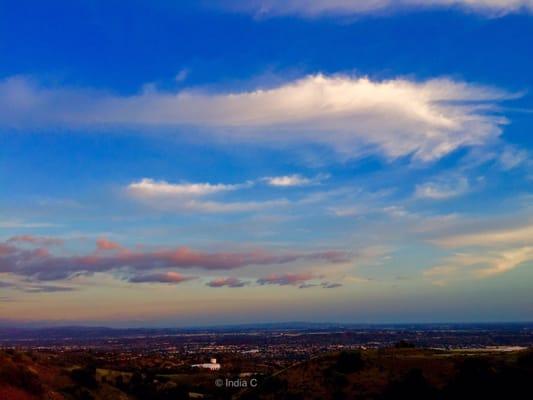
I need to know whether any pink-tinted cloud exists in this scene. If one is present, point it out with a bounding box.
[0,244,16,256]
[96,238,122,251]
[127,271,196,284]
[0,240,349,281]
[257,272,316,286]
[206,277,249,288]
[7,235,63,246]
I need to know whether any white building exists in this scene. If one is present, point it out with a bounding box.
[192,358,221,371]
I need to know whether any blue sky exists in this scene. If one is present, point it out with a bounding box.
[0,0,532,326]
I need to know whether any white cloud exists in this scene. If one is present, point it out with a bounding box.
[0,74,513,162]
[476,246,533,276]
[264,173,328,187]
[128,178,246,198]
[498,145,529,170]
[415,176,470,200]
[126,178,287,213]
[265,174,312,187]
[227,0,533,17]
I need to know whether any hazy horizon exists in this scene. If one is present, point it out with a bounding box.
[2,319,533,331]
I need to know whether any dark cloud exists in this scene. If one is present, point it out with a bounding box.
[127,272,196,284]
[206,277,249,288]
[20,284,77,293]
[321,282,342,289]
[298,283,320,289]
[257,272,315,286]
[298,281,343,289]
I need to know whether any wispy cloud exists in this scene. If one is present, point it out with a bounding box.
[425,246,533,283]
[20,284,77,293]
[425,221,533,282]
[224,0,533,17]
[256,273,343,289]
[432,223,533,248]
[128,178,247,198]
[0,219,60,229]
[130,195,289,214]
[474,247,533,277]
[0,74,514,162]
[498,145,529,170]
[7,235,63,247]
[415,176,470,200]
[126,178,286,213]
[0,280,76,293]
[175,68,189,83]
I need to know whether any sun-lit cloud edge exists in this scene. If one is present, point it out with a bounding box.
[0,74,516,162]
[126,175,332,213]
[424,222,533,283]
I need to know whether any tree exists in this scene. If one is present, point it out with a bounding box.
[71,365,97,389]
[334,351,364,374]
[383,368,438,400]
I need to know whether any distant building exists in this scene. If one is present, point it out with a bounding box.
[191,358,221,371]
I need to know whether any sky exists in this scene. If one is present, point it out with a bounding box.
[0,0,532,327]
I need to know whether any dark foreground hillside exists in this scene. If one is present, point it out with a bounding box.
[240,347,533,400]
[1,347,532,399]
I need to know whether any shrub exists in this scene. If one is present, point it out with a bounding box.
[334,351,364,374]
